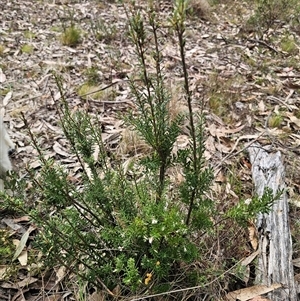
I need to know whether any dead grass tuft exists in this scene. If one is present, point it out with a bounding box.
[117,128,152,156]
[186,0,212,20]
[167,83,189,122]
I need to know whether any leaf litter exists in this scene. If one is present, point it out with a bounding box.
[1,0,300,299]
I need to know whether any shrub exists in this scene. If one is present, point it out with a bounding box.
[247,0,300,29]
[18,0,214,296]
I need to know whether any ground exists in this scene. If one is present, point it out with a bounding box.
[1,0,300,300]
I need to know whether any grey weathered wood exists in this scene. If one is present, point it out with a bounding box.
[248,143,297,301]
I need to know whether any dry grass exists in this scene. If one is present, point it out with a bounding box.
[186,0,212,19]
[117,128,152,156]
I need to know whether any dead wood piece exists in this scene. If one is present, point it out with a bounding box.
[248,143,297,301]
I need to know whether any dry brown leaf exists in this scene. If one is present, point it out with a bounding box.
[258,100,265,113]
[241,250,260,267]
[0,68,6,83]
[29,160,42,169]
[88,290,106,301]
[205,135,216,153]
[17,250,28,266]
[225,183,239,199]
[248,297,271,301]
[42,294,62,301]
[294,273,300,282]
[3,91,12,106]
[248,222,258,251]
[226,283,282,301]
[286,111,300,128]
[2,217,25,233]
[292,258,300,268]
[12,226,36,263]
[215,169,225,183]
[53,141,70,157]
[236,251,260,284]
[172,135,190,155]
[13,216,30,223]
[16,277,38,288]
[207,123,245,138]
[1,276,38,289]
[54,266,66,285]
[215,142,232,154]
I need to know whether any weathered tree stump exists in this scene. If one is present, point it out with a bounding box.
[248,143,297,300]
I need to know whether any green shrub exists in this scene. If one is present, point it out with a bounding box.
[247,0,300,29]
[21,44,34,54]
[61,26,81,47]
[280,35,298,54]
[268,112,283,128]
[18,1,213,295]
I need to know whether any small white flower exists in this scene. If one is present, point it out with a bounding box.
[245,198,251,205]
